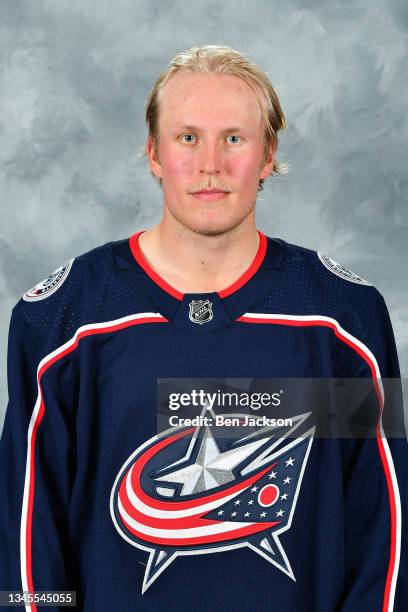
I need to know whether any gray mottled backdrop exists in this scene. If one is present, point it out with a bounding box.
[1,0,407,433]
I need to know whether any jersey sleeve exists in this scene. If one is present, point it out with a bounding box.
[0,305,78,605]
[336,289,408,611]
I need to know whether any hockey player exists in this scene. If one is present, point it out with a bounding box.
[0,44,406,611]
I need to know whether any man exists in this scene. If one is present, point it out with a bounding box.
[0,44,406,611]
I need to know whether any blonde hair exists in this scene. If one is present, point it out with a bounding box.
[145,44,289,192]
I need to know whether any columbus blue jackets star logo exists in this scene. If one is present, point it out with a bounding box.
[110,405,314,593]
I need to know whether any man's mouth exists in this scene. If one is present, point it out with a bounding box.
[191,189,229,201]
[193,189,227,194]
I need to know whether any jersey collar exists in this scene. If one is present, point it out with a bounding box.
[129,228,268,301]
[112,228,285,333]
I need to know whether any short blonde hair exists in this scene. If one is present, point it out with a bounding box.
[145,44,289,191]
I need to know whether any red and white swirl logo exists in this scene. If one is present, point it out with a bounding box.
[110,407,314,593]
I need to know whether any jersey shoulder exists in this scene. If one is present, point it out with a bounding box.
[11,238,149,353]
[282,239,374,289]
[263,238,386,342]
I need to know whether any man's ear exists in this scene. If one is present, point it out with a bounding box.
[146,135,162,178]
[259,142,275,180]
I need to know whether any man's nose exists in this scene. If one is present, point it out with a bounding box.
[199,141,222,174]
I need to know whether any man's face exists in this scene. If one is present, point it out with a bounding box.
[146,71,274,236]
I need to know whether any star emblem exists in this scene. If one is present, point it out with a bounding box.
[155,425,269,495]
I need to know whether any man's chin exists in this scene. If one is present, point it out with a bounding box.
[184,218,248,238]
[192,227,229,237]
[165,202,254,237]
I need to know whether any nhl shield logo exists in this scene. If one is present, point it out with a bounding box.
[188,299,213,325]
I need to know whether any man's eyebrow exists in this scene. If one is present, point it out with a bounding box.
[174,124,248,133]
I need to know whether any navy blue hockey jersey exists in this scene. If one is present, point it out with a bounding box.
[0,228,407,611]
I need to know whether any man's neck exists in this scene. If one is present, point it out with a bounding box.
[137,220,260,294]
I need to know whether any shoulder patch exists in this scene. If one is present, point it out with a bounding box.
[23,258,75,301]
[317,252,372,285]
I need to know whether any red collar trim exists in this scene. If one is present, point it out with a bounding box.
[129,229,267,301]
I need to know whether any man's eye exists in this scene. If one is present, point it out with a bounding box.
[181,134,196,143]
[227,135,241,144]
